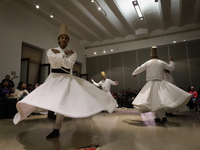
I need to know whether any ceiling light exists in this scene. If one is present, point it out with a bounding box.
[36,4,39,9]
[132,1,143,20]
[173,41,176,43]
[94,52,96,55]
[183,39,186,41]
[91,0,107,17]
[103,51,106,53]
[111,49,113,51]
[50,14,53,18]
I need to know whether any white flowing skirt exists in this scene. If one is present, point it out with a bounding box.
[13,73,117,124]
[132,80,191,113]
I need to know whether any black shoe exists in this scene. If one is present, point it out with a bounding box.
[161,117,167,124]
[154,118,161,122]
[46,129,60,139]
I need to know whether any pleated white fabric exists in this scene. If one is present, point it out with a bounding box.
[132,80,191,113]
[13,73,117,124]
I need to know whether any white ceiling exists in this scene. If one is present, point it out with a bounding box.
[14,0,200,48]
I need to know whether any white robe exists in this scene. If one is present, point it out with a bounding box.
[132,59,191,113]
[163,71,174,84]
[93,78,118,96]
[13,47,116,124]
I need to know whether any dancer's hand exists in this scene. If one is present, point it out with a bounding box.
[91,79,94,82]
[116,81,118,84]
[134,75,137,78]
[51,49,60,54]
[65,50,74,55]
[170,56,173,61]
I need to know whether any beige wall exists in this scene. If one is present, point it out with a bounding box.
[0,1,86,87]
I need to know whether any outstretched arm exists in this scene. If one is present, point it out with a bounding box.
[132,61,148,76]
[91,79,102,87]
[163,56,175,71]
[109,79,118,85]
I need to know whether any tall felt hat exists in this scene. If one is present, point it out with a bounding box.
[150,46,158,57]
[58,24,69,38]
[101,71,106,76]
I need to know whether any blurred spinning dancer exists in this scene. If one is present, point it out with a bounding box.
[91,71,118,97]
[131,46,191,124]
[13,24,117,139]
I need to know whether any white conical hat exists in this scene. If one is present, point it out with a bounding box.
[58,24,69,38]
[150,46,158,57]
[101,71,106,76]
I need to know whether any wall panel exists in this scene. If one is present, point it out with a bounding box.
[137,48,150,89]
[169,43,190,89]
[86,57,99,82]
[110,53,123,92]
[187,40,200,90]
[123,51,138,90]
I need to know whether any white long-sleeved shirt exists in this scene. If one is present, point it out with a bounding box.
[132,59,175,81]
[14,89,29,100]
[93,79,118,92]
[163,71,174,84]
[47,47,77,69]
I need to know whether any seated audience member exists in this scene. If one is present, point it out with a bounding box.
[5,75,16,91]
[112,90,120,108]
[14,81,29,100]
[187,86,198,109]
[130,90,137,100]
[121,90,129,107]
[0,79,14,98]
[0,79,17,118]
[127,88,132,99]
[33,83,39,90]
[112,90,119,100]
[196,93,200,113]
[126,89,137,108]
[118,89,123,98]
[27,84,33,93]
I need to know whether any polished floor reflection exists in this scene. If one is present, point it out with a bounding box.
[0,108,200,150]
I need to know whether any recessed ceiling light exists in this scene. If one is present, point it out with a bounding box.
[183,39,186,41]
[50,14,53,18]
[111,49,113,51]
[103,51,106,53]
[173,41,176,43]
[36,5,39,9]
[94,52,96,55]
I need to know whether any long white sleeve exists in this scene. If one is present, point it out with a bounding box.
[132,61,148,76]
[93,80,102,87]
[47,49,65,66]
[163,61,175,71]
[108,79,118,85]
[61,52,77,69]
